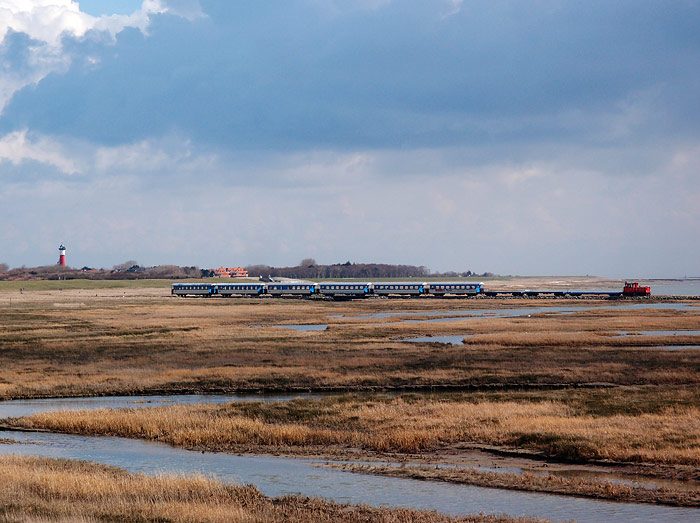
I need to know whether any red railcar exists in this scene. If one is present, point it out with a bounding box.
[623,282,651,296]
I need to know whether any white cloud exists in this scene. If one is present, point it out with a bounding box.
[0,128,80,173]
[0,130,217,178]
[0,0,179,113]
[0,1,167,44]
[1,129,699,276]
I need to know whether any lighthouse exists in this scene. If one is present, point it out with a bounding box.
[58,244,66,266]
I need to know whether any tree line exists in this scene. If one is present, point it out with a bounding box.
[0,263,205,281]
[0,259,493,281]
[245,259,491,279]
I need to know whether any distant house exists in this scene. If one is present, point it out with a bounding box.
[213,266,249,278]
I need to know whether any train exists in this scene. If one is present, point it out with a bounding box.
[171,280,652,299]
[171,281,483,298]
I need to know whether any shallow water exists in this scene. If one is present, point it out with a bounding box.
[403,335,468,345]
[276,324,328,331]
[619,330,700,337]
[650,280,700,297]
[378,461,700,493]
[0,431,697,522]
[647,345,700,351]
[332,302,696,324]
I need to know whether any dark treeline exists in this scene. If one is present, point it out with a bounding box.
[0,263,205,281]
[245,260,490,279]
[0,260,493,281]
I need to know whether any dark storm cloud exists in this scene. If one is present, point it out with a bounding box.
[2,0,699,150]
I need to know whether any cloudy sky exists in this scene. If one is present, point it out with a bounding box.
[1,0,699,276]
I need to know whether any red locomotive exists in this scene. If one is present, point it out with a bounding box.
[623,282,651,297]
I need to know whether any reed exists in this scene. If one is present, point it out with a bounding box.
[12,395,700,466]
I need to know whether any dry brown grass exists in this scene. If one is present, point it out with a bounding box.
[0,289,699,398]
[12,394,700,467]
[0,455,524,523]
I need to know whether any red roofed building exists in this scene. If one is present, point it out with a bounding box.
[213,266,248,278]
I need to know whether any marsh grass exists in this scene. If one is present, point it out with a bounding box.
[0,292,699,399]
[13,394,700,467]
[0,455,512,522]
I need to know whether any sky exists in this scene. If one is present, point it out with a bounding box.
[1,1,699,277]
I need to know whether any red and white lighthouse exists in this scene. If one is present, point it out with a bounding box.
[58,244,66,266]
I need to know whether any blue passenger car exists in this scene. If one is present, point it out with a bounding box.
[427,282,483,295]
[319,282,372,297]
[373,282,427,296]
[215,283,266,297]
[171,283,216,297]
[266,283,319,296]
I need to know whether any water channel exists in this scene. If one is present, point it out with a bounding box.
[1,395,699,522]
[331,302,697,323]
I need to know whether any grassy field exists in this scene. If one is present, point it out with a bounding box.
[0,455,523,522]
[0,277,261,291]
